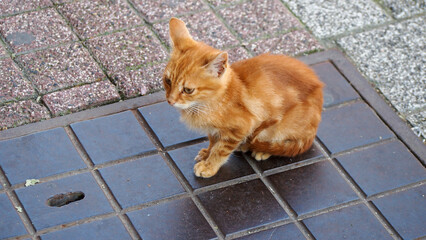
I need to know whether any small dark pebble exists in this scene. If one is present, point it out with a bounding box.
[46,191,85,207]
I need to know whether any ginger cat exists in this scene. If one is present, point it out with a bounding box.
[164,18,324,178]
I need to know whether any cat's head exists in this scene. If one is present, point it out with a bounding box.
[163,18,229,110]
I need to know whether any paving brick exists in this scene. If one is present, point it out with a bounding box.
[338,16,426,115]
[18,42,105,93]
[226,46,250,63]
[41,217,131,240]
[218,0,301,41]
[198,180,288,235]
[373,185,426,240]
[378,0,425,18]
[0,128,85,185]
[268,161,358,215]
[0,100,50,130]
[168,142,255,189]
[284,0,389,38]
[248,30,322,56]
[71,111,156,165]
[42,80,120,116]
[317,102,394,154]
[132,0,207,22]
[58,0,142,39]
[206,0,236,8]
[0,58,36,104]
[139,101,205,147]
[86,26,168,72]
[0,9,76,53]
[0,0,52,16]
[304,204,391,240]
[337,140,426,196]
[253,144,322,173]
[99,154,185,208]
[406,111,426,139]
[153,11,239,49]
[312,61,359,108]
[0,193,27,239]
[127,197,216,240]
[237,224,305,240]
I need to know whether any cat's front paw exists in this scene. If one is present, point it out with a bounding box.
[195,148,209,162]
[194,161,219,178]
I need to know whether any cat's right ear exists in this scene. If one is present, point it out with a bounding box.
[169,18,195,50]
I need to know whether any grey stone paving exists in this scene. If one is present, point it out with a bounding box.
[378,0,425,19]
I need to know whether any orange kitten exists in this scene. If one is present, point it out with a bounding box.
[164,18,324,178]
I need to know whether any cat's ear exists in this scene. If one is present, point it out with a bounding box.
[205,52,228,78]
[169,17,195,50]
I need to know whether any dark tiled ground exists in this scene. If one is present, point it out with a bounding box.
[0,52,425,240]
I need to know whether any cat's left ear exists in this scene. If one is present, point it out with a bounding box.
[206,52,228,78]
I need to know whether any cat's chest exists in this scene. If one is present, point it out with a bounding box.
[180,113,219,135]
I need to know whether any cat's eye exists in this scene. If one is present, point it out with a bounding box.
[164,78,172,86]
[183,87,194,94]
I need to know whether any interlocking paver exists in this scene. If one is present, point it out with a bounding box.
[268,161,358,215]
[373,185,426,240]
[237,224,305,240]
[99,154,185,208]
[0,0,52,16]
[304,204,391,240]
[127,197,216,240]
[0,193,27,239]
[406,111,426,139]
[139,102,204,147]
[378,0,425,18]
[198,180,288,235]
[0,58,35,104]
[317,102,394,154]
[168,142,255,189]
[218,0,301,41]
[15,172,113,230]
[248,30,322,56]
[0,8,76,53]
[18,42,105,94]
[41,217,131,240]
[71,111,156,164]
[58,0,142,39]
[284,0,389,38]
[131,0,207,22]
[337,140,426,196]
[0,100,50,129]
[42,80,120,116]
[226,46,250,63]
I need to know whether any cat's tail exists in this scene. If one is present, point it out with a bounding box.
[250,136,315,157]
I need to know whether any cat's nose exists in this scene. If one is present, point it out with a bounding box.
[167,99,175,106]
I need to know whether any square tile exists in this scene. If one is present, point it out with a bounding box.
[237,223,305,240]
[0,100,50,129]
[284,0,389,38]
[248,30,322,56]
[168,142,255,189]
[304,204,391,240]
[99,154,185,208]
[127,197,216,240]
[198,180,288,235]
[0,193,27,239]
[218,0,301,41]
[373,185,426,240]
[132,0,207,22]
[153,11,239,49]
[86,26,168,72]
[337,140,426,196]
[0,0,52,16]
[317,102,394,154]
[378,0,425,18]
[268,161,358,215]
[0,128,86,185]
[311,61,359,107]
[253,143,323,172]
[18,42,105,93]
[15,172,113,230]
[139,102,205,147]
[71,111,156,164]
[0,58,36,104]
[58,0,142,39]
[0,9,76,53]
[42,80,120,116]
[41,217,131,240]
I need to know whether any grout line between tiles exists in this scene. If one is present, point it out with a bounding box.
[366,180,426,201]
[226,218,294,240]
[64,126,142,240]
[313,140,403,240]
[131,109,226,240]
[242,154,315,240]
